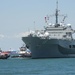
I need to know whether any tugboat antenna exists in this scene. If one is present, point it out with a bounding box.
[55,0,59,24]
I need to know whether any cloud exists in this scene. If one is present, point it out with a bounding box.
[14,32,29,38]
[0,32,30,39]
[0,34,5,38]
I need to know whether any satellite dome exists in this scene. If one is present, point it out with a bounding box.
[67,24,71,27]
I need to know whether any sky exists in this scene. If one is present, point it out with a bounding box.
[0,0,75,51]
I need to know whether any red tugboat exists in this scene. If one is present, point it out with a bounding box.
[0,49,10,59]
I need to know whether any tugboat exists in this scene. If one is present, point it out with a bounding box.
[22,1,75,58]
[19,44,31,57]
[0,49,10,59]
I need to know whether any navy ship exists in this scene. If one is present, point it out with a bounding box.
[22,1,75,58]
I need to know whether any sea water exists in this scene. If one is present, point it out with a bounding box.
[0,58,75,75]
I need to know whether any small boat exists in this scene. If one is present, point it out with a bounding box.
[0,49,10,59]
[19,45,31,57]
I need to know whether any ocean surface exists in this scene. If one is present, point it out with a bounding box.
[0,58,75,75]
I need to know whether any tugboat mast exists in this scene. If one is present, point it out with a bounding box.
[55,0,58,24]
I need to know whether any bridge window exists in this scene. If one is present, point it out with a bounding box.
[69,45,71,48]
[69,45,75,48]
[73,45,75,48]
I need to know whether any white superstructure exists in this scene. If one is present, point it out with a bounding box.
[23,1,75,40]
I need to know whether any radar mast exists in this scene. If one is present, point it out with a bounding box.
[55,0,59,24]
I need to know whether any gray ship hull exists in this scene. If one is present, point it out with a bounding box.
[22,36,75,58]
